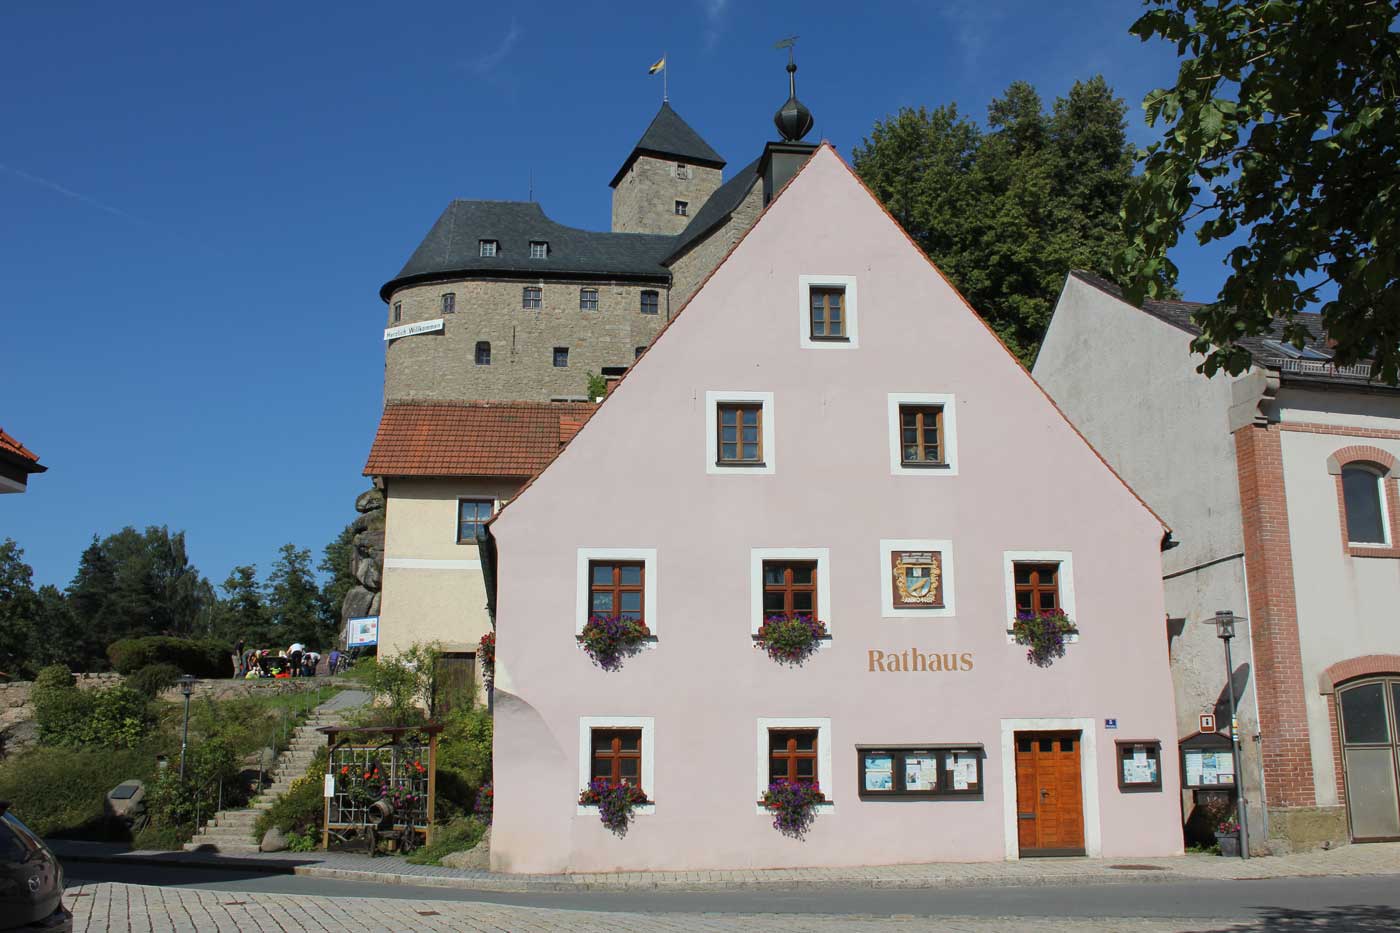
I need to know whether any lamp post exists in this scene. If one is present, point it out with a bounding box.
[1212,610,1249,859]
[177,675,197,780]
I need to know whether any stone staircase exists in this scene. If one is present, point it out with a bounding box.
[183,702,348,855]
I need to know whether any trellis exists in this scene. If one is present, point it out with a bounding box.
[319,724,442,851]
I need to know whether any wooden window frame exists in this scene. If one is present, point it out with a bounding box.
[579,288,599,312]
[640,290,660,315]
[808,286,848,341]
[716,402,764,466]
[456,499,493,544]
[474,341,491,366]
[589,727,646,794]
[898,404,945,466]
[857,746,984,800]
[587,560,645,623]
[768,728,821,789]
[1114,740,1164,792]
[1013,562,1061,616]
[761,559,818,619]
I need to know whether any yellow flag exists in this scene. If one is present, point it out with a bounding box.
[648,56,666,75]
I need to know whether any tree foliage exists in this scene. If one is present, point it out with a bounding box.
[210,565,269,645]
[854,77,1139,362]
[1118,0,1400,382]
[265,543,326,649]
[317,524,357,631]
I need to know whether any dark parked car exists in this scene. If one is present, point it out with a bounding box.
[0,802,71,931]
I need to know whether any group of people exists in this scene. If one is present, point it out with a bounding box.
[233,639,342,679]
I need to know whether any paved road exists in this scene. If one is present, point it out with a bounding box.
[64,861,1400,930]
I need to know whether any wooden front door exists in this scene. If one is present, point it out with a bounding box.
[1015,731,1085,856]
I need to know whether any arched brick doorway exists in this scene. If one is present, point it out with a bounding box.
[1323,656,1400,841]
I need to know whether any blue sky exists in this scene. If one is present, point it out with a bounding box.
[2,0,1217,589]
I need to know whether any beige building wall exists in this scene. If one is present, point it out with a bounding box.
[1276,389,1400,807]
[384,279,671,401]
[378,476,522,658]
[611,156,721,235]
[667,178,763,308]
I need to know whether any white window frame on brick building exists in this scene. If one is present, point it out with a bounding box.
[441,292,456,314]
[579,288,599,312]
[523,287,542,310]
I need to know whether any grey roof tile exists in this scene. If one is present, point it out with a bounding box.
[609,102,725,188]
[665,157,761,263]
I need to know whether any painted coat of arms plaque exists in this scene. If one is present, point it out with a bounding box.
[891,551,943,608]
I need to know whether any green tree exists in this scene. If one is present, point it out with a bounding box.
[211,565,269,645]
[1118,0,1400,382]
[265,544,324,649]
[67,526,212,650]
[0,539,39,677]
[317,524,356,631]
[854,77,1139,363]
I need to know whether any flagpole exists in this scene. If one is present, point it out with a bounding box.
[663,51,668,103]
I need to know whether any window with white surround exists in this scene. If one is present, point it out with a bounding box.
[750,548,832,635]
[755,718,833,812]
[887,393,957,475]
[1002,551,1077,642]
[441,292,456,314]
[705,391,776,475]
[879,539,956,618]
[479,240,497,257]
[575,548,658,636]
[529,241,549,259]
[578,717,655,816]
[797,274,859,349]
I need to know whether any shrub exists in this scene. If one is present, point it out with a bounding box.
[87,687,154,748]
[433,706,492,820]
[473,781,493,825]
[363,643,440,726]
[405,816,487,865]
[0,743,165,839]
[107,636,233,678]
[126,663,181,699]
[754,615,828,665]
[32,669,152,749]
[578,615,650,671]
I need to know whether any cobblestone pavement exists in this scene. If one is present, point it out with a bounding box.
[69,882,1251,932]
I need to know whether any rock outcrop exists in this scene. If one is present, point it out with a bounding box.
[340,486,386,635]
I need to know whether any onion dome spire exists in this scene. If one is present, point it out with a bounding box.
[773,38,814,142]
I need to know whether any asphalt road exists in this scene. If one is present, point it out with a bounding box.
[63,860,1400,926]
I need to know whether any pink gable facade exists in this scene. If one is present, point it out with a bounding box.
[488,146,1182,873]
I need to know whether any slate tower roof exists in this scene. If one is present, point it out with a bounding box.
[608,102,725,188]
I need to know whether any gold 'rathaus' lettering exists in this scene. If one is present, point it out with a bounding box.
[867,649,974,672]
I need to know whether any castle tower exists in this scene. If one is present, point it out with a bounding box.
[609,102,725,235]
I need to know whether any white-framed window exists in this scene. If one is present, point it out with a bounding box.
[887,393,958,475]
[705,391,776,475]
[749,548,832,636]
[755,718,834,813]
[1002,550,1078,643]
[479,240,497,257]
[529,241,549,259]
[575,548,658,636]
[879,539,956,618]
[797,274,859,349]
[441,292,456,314]
[579,287,599,311]
[578,717,656,816]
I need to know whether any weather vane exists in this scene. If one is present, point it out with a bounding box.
[774,35,799,65]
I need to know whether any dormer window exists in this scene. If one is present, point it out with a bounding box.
[479,240,497,257]
[674,200,688,217]
[529,241,549,259]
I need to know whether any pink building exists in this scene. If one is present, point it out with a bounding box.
[487,145,1183,873]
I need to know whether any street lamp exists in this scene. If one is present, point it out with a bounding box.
[1211,610,1249,859]
[177,675,197,780]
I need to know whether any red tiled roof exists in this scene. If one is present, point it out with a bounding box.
[364,400,597,477]
[0,428,44,472]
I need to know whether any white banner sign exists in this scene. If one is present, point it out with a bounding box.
[384,318,444,341]
[346,615,379,647]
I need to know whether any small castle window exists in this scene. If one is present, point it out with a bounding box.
[675,163,690,180]
[674,200,688,217]
[579,288,599,312]
[635,346,646,359]
[479,240,497,257]
[553,347,569,368]
[441,293,456,314]
[475,342,491,366]
[392,302,402,323]
[530,241,549,259]
[640,290,659,315]
[523,287,542,310]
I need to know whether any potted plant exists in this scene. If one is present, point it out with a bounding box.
[1011,608,1078,667]
[761,779,824,838]
[1215,818,1241,857]
[578,614,651,671]
[478,631,495,684]
[754,615,829,665]
[578,779,649,836]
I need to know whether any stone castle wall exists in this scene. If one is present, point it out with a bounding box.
[667,176,764,309]
[384,279,672,402]
[611,157,722,235]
